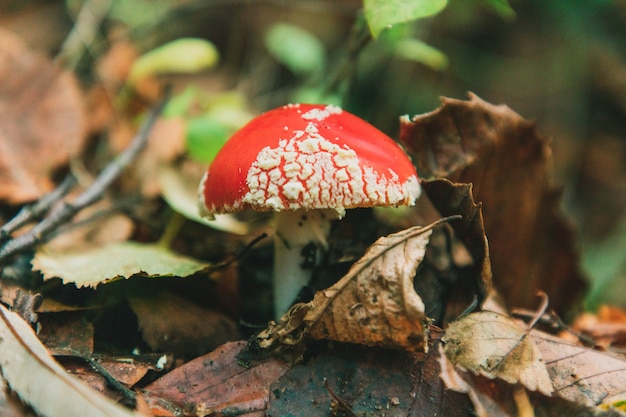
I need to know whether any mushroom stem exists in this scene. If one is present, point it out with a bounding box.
[273,208,337,317]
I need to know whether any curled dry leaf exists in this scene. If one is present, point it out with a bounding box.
[420,179,492,321]
[442,310,553,396]
[251,219,453,358]
[399,93,586,314]
[0,29,86,204]
[0,305,141,417]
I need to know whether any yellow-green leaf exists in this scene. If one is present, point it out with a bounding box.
[364,0,448,39]
[32,241,210,287]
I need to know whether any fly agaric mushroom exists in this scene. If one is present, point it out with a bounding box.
[198,104,420,317]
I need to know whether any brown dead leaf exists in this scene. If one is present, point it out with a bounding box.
[268,332,472,417]
[251,219,448,358]
[143,341,289,416]
[37,313,94,357]
[419,179,492,322]
[532,329,626,409]
[0,29,86,204]
[399,93,586,315]
[442,310,553,396]
[128,290,240,358]
[570,305,626,350]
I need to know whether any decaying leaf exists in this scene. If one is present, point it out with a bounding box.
[32,241,210,287]
[0,304,141,417]
[251,219,452,358]
[128,290,240,357]
[37,313,94,357]
[143,341,289,416]
[532,330,626,409]
[268,329,472,417]
[441,310,553,396]
[0,29,86,204]
[399,93,586,314]
[419,179,492,321]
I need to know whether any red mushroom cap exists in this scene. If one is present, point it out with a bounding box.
[198,104,420,218]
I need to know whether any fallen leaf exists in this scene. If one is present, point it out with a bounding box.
[143,341,289,416]
[399,93,586,314]
[420,179,492,322]
[0,377,36,417]
[0,304,141,417]
[441,329,626,417]
[32,241,210,287]
[570,305,626,350]
[442,310,553,396]
[268,330,472,417]
[0,29,86,204]
[128,290,240,357]
[251,219,449,358]
[37,313,94,357]
[532,329,626,409]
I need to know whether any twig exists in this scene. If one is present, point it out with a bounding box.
[0,174,76,243]
[56,0,114,69]
[0,91,169,265]
[84,356,137,405]
[323,378,359,417]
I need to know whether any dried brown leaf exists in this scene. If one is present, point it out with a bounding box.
[442,310,553,396]
[128,290,240,358]
[532,330,626,409]
[399,93,586,314]
[0,29,86,204]
[419,179,492,321]
[267,333,471,417]
[37,313,94,357]
[143,341,289,416]
[252,219,449,357]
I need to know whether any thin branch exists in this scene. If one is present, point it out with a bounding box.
[0,174,76,243]
[0,91,170,265]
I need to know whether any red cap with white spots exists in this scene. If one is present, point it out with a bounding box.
[198,103,420,219]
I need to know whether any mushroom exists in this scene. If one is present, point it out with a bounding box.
[198,103,421,317]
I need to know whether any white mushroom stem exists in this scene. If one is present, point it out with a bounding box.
[273,208,339,317]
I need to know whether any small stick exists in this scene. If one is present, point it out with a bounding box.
[0,174,76,243]
[0,91,169,264]
[323,378,359,417]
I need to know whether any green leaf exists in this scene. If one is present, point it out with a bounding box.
[128,38,219,84]
[32,242,210,287]
[185,117,230,164]
[482,0,516,21]
[364,0,448,39]
[162,86,198,118]
[264,23,326,76]
[394,38,449,71]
